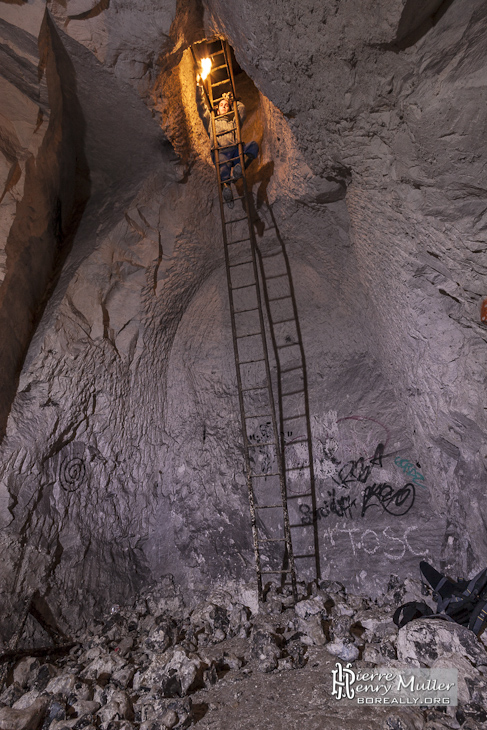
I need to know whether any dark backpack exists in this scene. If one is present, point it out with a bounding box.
[393,561,487,636]
[393,601,434,629]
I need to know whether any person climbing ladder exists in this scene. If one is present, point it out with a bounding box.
[196,71,258,207]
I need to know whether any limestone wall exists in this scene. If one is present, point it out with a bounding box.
[0,0,485,631]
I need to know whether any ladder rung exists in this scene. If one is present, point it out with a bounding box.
[245,412,272,419]
[236,331,261,339]
[241,385,267,393]
[216,127,236,136]
[293,554,316,559]
[290,521,314,526]
[272,317,295,325]
[255,504,283,509]
[286,465,310,471]
[280,365,303,374]
[261,251,281,259]
[282,414,306,421]
[284,437,309,446]
[261,570,292,575]
[235,306,258,314]
[228,238,251,246]
[233,283,255,291]
[229,260,253,268]
[210,50,225,58]
[265,273,286,281]
[276,342,298,349]
[257,538,286,543]
[282,388,305,397]
[287,493,312,500]
[226,216,248,224]
[247,440,277,448]
[268,295,291,303]
[212,63,228,72]
[251,472,280,477]
[238,358,265,365]
[211,78,232,88]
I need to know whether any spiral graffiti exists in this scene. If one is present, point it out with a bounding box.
[59,456,86,492]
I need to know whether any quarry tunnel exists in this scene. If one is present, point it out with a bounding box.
[0,1,486,713]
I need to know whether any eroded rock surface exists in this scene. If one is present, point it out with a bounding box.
[0,0,486,640]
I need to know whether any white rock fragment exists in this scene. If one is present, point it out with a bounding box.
[294,595,326,619]
[397,619,487,668]
[326,639,360,662]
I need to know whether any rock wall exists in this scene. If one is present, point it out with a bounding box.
[0,1,90,443]
[204,0,487,570]
[0,0,486,632]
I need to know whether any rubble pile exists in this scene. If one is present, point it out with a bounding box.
[1,575,487,730]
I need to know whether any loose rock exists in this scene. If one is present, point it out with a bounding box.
[0,697,49,730]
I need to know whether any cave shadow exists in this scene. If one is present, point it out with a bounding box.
[65,0,110,23]
[157,0,206,76]
[0,12,91,444]
[36,13,91,318]
[192,703,209,722]
[385,0,458,51]
[17,17,172,383]
[233,160,274,238]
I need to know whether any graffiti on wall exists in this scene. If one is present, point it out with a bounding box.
[245,412,426,540]
[394,457,426,487]
[299,440,416,524]
[277,412,426,528]
[59,456,87,492]
[248,421,274,476]
[319,524,424,561]
[51,442,90,493]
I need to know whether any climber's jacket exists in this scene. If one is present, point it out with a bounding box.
[196,85,246,151]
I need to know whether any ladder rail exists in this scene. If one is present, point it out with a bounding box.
[209,88,265,599]
[225,38,298,599]
[254,205,321,582]
[205,39,297,601]
[222,40,238,103]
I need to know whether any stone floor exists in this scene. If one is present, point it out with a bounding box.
[191,643,395,730]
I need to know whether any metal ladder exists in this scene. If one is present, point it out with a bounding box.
[192,38,298,600]
[254,204,321,584]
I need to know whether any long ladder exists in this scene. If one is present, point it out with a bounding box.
[192,39,297,600]
[254,204,321,583]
